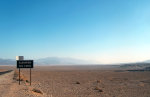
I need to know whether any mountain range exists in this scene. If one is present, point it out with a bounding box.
[0,57,96,65]
[0,57,150,66]
[0,58,16,65]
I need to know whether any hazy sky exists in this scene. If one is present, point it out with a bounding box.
[0,0,150,64]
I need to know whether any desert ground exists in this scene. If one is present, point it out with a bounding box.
[0,65,150,97]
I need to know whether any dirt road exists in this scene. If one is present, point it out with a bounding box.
[0,70,14,96]
[0,70,45,97]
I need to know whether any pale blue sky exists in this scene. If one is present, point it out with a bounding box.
[0,0,150,63]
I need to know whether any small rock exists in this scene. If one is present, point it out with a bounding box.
[26,80,30,83]
[94,87,103,92]
[97,80,101,83]
[76,81,80,84]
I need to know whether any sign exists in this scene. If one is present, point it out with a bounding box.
[17,60,33,68]
[16,56,24,61]
[16,56,34,86]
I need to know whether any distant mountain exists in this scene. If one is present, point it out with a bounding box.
[0,58,15,65]
[143,60,150,63]
[35,57,95,65]
[1,57,150,66]
[120,63,150,70]
[0,57,96,65]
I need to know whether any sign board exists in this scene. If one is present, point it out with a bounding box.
[17,60,33,68]
[16,56,34,86]
[16,56,24,60]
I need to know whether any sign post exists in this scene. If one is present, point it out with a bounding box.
[19,68,20,85]
[16,58,34,86]
[30,68,31,85]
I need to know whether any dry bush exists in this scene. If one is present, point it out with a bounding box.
[26,80,30,83]
[97,80,101,83]
[75,81,80,84]
[94,87,103,92]
[32,88,43,94]
[13,70,27,81]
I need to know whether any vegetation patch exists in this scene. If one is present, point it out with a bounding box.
[97,80,101,83]
[32,88,43,95]
[94,87,103,92]
[13,70,27,81]
[75,81,80,84]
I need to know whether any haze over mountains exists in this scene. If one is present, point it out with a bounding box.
[0,58,16,65]
[0,57,96,65]
[0,57,150,66]
[143,60,150,63]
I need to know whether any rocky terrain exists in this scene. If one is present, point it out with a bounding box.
[0,66,150,97]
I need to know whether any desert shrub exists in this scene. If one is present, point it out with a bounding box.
[32,88,43,94]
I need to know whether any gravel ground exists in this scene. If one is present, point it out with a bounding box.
[22,67,150,97]
[0,66,150,97]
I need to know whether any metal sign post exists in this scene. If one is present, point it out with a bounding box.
[17,60,34,85]
[19,68,20,85]
[30,68,31,85]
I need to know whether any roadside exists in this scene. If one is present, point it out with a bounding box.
[0,70,46,97]
[0,70,14,96]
